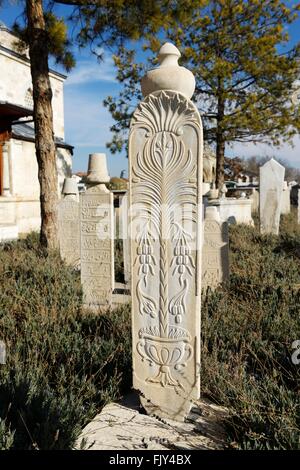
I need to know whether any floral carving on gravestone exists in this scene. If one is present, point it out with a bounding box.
[129,86,202,420]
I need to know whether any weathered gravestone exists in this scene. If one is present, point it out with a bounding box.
[280,181,291,215]
[80,153,114,307]
[129,43,202,421]
[202,206,229,291]
[58,178,80,268]
[259,158,285,235]
[250,188,259,214]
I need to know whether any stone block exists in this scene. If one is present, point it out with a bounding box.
[208,198,253,226]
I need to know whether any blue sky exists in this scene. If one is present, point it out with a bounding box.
[1,0,300,176]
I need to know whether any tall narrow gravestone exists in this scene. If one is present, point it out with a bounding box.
[259,158,285,235]
[80,154,114,307]
[129,43,202,421]
[58,178,80,268]
[202,206,229,291]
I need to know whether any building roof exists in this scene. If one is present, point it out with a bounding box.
[12,122,73,152]
[0,101,33,120]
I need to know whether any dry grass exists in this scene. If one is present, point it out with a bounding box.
[0,209,299,449]
[0,234,131,449]
[202,208,300,449]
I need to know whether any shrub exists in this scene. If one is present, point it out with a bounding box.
[202,210,300,449]
[0,234,131,449]
[1,208,299,450]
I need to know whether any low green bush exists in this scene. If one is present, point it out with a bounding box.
[1,210,299,450]
[0,233,131,449]
[202,209,300,449]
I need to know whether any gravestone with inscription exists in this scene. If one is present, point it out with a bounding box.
[129,43,202,421]
[58,178,80,268]
[259,158,285,235]
[80,154,114,307]
[202,206,229,291]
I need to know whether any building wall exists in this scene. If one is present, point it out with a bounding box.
[10,139,72,197]
[0,139,72,235]
[0,28,73,238]
[0,28,65,138]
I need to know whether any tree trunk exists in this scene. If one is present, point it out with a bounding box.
[215,136,225,190]
[26,0,59,249]
[215,93,225,190]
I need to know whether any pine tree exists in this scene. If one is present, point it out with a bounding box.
[104,0,300,188]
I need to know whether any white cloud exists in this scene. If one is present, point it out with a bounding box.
[65,56,116,86]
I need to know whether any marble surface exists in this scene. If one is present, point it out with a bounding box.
[75,394,227,450]
[129,46,203,421]
[259,158,285,235]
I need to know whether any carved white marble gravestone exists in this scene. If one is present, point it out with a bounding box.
[259,158,285,235]
[80,154,114,307]
[129,43,202,421]
[58,178,80,268]
[202,207,229,291]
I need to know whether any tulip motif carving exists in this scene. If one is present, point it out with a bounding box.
[129,90,202,418]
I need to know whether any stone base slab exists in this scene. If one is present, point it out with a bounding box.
[75,393,228,450]
[208,198,254,226]
[82,282,131,311]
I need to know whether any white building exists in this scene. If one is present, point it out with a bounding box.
[0,24,73,240]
